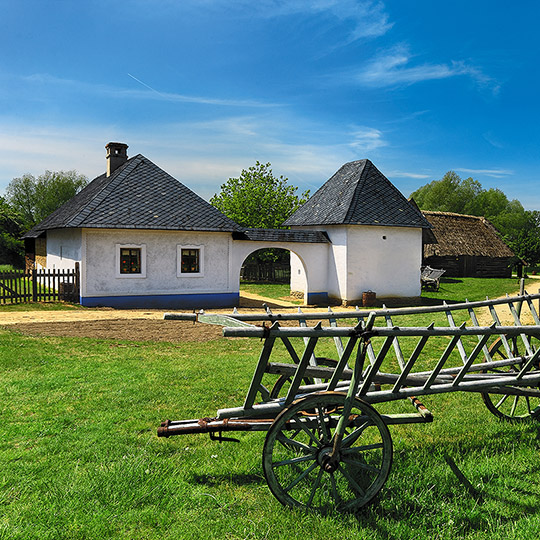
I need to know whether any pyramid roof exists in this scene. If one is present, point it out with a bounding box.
[283,159,431,229]
[24,154,243,237]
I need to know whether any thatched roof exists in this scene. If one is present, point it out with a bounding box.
[422,211,514,258]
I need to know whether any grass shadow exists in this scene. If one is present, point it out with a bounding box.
[191,472,264,487]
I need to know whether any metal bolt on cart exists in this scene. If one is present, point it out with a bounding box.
[158,292,540,513]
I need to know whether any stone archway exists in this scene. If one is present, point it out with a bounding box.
[230,234,330,305]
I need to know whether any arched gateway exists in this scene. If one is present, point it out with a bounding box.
[23,143,432,309]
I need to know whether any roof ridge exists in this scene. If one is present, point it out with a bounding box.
[422,210,484,220]
[343,160,368,223]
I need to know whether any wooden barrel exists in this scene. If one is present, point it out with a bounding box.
[362,290,376,306]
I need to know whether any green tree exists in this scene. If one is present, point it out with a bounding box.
[411,171,483,214]
[211,162,309,265]
[0,197,25,267]
[5,170,88,229]
[210,162,309,229]
[503,210,540,266]
[411,171,540,267]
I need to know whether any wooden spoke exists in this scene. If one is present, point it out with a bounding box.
[272,454,316,468]
[263,392,392,512]
[481,337,540,422]
[341,421,370,448]
[276,432,313,455]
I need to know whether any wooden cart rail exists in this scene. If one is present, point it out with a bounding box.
[164,291,540,323]
[215,323,540,419]
[159,292,540,513]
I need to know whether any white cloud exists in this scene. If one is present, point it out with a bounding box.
[184,0,392,42]
[482,132,505,149]
[455,168,514,178]
[354,44,499,92]
[348,126,387,153]
[388,171,431,179]
[281,0,393,41]
[0,115,355,200]
[20,73,278,109]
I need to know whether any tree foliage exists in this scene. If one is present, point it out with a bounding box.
[5,170,88,229]
[1,170,88,267]
[210,162,309,229]
[0,196,25,267]
[211,162,310,264]
[411,171,540,266]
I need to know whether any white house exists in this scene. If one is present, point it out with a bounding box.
[24,143,431,308]
[284,159,431,303]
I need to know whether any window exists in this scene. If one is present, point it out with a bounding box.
[120,248,141,274]
[177,245,204,277]
[116,244,146,278]
[181,249,199,273]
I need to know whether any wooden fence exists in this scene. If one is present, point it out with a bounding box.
[240,262,290,283]
[0,264,80,304]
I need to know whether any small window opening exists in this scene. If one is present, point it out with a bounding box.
[120,248,141,274]
[181,249,200,273]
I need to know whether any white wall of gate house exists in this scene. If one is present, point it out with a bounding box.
[290,225,422,304]
[44,226,421,308]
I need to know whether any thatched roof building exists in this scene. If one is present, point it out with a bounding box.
[422,211,514,278]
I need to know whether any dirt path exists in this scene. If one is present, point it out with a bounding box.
[1,282,538,342]
[0,293,301,342]
[474,279,540,327]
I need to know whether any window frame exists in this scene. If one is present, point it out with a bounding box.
[115,244,147,278]
[177,245,204,277]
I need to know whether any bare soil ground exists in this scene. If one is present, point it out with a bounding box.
[0,286,535,343]
[0,292,302,342]
[5,319,224,343]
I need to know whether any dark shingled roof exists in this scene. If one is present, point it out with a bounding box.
[233,229,330,243]
[422,211,514,258]
[24,154,243,237]
[283,159,431,229]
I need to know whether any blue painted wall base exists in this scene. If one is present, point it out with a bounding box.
[81,292,240,309]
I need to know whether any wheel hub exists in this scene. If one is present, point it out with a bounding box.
[318,446,339,473]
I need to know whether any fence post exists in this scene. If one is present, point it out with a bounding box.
[32,268,38,302]
[75,262,80,303]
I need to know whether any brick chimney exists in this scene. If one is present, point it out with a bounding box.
[105,142,128,177]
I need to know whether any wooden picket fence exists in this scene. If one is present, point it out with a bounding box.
[0,263,80,304]
[240,262,291,283]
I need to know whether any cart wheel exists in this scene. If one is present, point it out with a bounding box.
[269,358,338,399]
[263,391,392,512]
[481,337,540,422]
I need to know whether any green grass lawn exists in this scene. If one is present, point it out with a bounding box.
[422,276,539,303]
[2,329,540,537]
[240,281,303,304]
[241,276,537,306]
[0,301,83,312]
[2,279,540,538]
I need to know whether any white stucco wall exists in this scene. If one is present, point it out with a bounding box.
[46,229,83,271]
[289,252,307,293]
[231,241,329,299]
[44,223,421,305]
[291,224,422,302]
[345,225,422,300]
[82,229,232,298]
[289,226,347,301]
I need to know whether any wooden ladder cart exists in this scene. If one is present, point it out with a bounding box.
[158,293,540,512]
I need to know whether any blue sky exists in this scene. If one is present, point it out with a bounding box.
[1,0,539,209]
